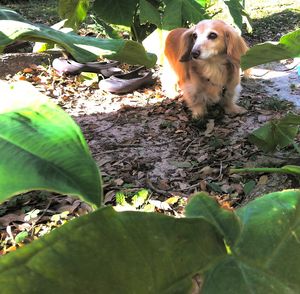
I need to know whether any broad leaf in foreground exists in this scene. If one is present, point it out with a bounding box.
[185,192,241,247]
[1,190,300,293]
[0,207,225,294]
[186,191,300,293]
[241,29,300,70]
[0,8,157,67]
[0,81,102,207]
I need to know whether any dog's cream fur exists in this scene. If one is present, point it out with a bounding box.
[162,19,249,118]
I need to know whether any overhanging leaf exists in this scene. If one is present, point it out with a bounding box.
[223,0,244,29]
[139,0,162,27]
[163,0,207,30]
[0,207,225,293]
[58,0,90,29]
[241,29,300,70]
[0,81,102,207]
[93,0,138,26]
[0,8,157,67]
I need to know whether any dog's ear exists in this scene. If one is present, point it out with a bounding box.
[225,28,248,62]
[179,28,194,62]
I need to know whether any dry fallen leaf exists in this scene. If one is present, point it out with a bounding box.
[114,178,124,186]
[23,68,33,73]
[258,175,269,185]
[204,119,215,136]
[0,213,25,227]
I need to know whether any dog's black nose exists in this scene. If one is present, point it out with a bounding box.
[191,50,200,59]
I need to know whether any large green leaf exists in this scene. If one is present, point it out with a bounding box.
[0,207,225,294]
[1,190,300,293]
[0,81,102,207]
[139,0,161,27]
[185,193,241,247]
[93,0,138,26]
[186,190,300,293]
[223,0,244,29]
[58,0,90,29]
[93,0,207,31]
[163,0,207,30]
[248,113,300,153]
[241,29,300,70]
[0,8,157,67]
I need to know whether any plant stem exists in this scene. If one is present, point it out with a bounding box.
[230,167,294,174]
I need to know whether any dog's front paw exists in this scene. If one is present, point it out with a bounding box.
[224,104,246,116]
[191,106,207,120]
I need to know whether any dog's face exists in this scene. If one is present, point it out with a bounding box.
[179,20,248,62]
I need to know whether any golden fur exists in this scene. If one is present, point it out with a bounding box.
[162,19,249,118]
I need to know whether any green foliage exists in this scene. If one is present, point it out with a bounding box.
[241,29,300,70]
[58,0,90,30]
[93,0,208,41]
[94,0,208,30]
[0,8,157,67]
[93,0,140,27]
[2,191,300,293]
[223,0,244,29]
[232,113,300,177]
[248,113,300,153]
[0,78,300,292]
[0,201,225,294]
[0,81,102,207]
[92,0,247,41]
[188,191,300,293]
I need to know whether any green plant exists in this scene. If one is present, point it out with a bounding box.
[241,28,300,70]
[231,113,300,179]
[2,190,300,293]
[92,0,208,42]
[1,81,300,293]
[0,80,102,208]
[248,113,300,153]
[0,8,157,67]
[58,0,90,30]
[90,0,249,42]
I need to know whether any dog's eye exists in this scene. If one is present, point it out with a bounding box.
[192,33,197,40]
[207,32,217,40]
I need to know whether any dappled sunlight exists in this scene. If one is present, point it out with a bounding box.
[251,58,300,106]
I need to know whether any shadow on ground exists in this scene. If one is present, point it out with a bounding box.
[244,9,300,45]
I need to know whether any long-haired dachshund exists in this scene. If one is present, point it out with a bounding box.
[162,19,249,119]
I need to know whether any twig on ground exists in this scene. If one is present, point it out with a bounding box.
[145,178,170,196]
[179,183,200,192]
[182,139,197,156]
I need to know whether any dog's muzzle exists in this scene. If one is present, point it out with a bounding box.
[191,50,200,59]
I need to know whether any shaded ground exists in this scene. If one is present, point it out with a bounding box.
[0,1,300,253]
